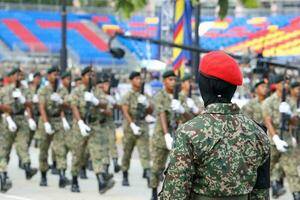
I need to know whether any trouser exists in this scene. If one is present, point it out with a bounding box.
[191,193,249,200]
[107,121,118,159]
[150,145,169,188]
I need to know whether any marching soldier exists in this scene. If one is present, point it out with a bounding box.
[69,66,114,194]
[262,75,300,200]
[149,70,189,200]
[120,71,153,187]
[159,51,270,200]
[0,67,37,192]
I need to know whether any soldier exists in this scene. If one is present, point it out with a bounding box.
[98,73,121,173]
[69,66,114,194]
[38,66,68,187]
[159,51,270,200]
[262,74,300,200]
[0,67,38,192]
[120,71,153,186]
[149,70,189,200]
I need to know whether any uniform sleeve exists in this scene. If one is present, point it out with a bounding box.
[2,86,13,105]
[261,99,271,119]
[159,127,195,200]
[38,87,46,104]
[155,92,168,113]
[70,89,79,107]
[241,101,253,119]
[120,92,130,106]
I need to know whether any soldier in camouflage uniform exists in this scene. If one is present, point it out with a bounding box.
[262,75,300,200]
[159,51,270,200]
[149,70,189,200]
[121,71,153,187]
[0,68,38,193]
[98,73,121,173]
[69,66,114,194]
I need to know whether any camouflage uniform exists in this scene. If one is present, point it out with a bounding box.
[121,89,150,171]
[262,93,300,192]
[241,97,264,124]
[159,103,270,199]
[0,84,31,171]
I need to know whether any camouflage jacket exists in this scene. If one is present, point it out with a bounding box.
[159,103,270,200]
[262,93,281,132]
[241,97,264,124]
[58,86,72,122]
[70,84,90,123]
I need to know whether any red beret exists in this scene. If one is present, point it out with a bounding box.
[199,51,243,86]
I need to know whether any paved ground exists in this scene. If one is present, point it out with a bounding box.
[0,146,293,200]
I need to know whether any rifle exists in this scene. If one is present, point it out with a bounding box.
[53,78,59,93]
[169,71,181,138]
[280,71,289,139]
[84,76,93,124]
[135,68,147,126]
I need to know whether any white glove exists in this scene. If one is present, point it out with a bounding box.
[187,98,199,114]
[44,122,54,135]
[50,93,63,104]
[28,118,37,131]
[84,92,99,106]
[106,95,116,105]
[130,122,141,136]
[32,94,39,103]
[164,133,173,150]
[62,117,71,131]
[12,89,26,104]
[279,102,292,115]
[6,116,17,132]
[138,95,149,108]
[272,135,288,152]
[171,99,185,114]
[78,119,91,137]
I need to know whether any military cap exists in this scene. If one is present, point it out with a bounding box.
[81,66,93,76]
[129,71,140,80]
[181,73,192,82]
[47,66,60,74]
[74,76,81,82]
[7,67,20,76]
[162,70,176,79]
[271,74,284,84]
[253,79,266,89]
[199,51,242,86]
[33,72,41,77]
[290,81,300,89]
[61,71,71,79]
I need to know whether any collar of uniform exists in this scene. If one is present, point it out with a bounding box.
[204,103,240,115]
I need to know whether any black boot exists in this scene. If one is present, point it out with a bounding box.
[39,171,47,187]
[293,192,300,200]
[51,161,59,175]
[79,167,88,179]
[24,163,37,180]
[272,180,286,198]
[18,159,24,169]
[87,160,93,171]
[143,168,151,187]
[103,164,113,181]
[59,169,71,188]
[122,171,129,186]
[0,172,12,193]
[113,158,120,173]
[96,173,115,194]
[150,188,158,200]
[71,176,80,193]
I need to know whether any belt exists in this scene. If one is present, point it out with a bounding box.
[192,194,249,200]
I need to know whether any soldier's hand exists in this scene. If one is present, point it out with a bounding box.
[77,119,91,137]
[187,98,199,114]
[171,99,185,114]
[106,95,116,105]
[12,89,26,104]
[32,94,39,103]
[84,92,99,106]
[44,122,54,135]
[138,95,149,108]
[164,133,173,150]
[279,102,292,115]
[62,117,71,131]
[272,135,288,152]
[130,122,141,136]
[28,118,37,131]
[5,116,17,132]
[50,93,63,104]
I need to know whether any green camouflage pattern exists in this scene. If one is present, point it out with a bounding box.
[159,103,270,199]
[241,97,264,124]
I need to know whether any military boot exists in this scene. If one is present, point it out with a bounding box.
[143,168,151,187]
[103,164,113,181]
[24,163,37,180]
[272,180,286,198]
[51,161,59,175]
[293,192,300,200]
[122,171,129,186]
[150,188,158,200]
[0,172,12,193]
[59,169,71,188]
[113,158,120,173]
[71,176,80,193]
[96,173,115,194]
[87,160,93,171]
[18,159,24,169]
[39,171,47,186]
[79,167,88,179]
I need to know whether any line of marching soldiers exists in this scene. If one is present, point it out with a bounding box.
[0,65,204,199]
